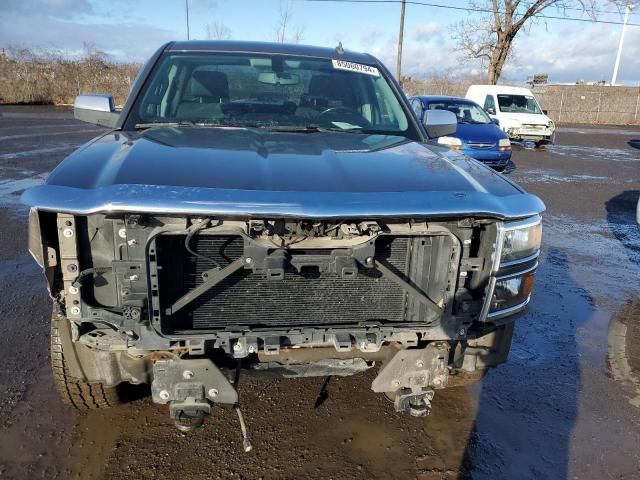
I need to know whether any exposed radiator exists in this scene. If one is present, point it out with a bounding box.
[155,234,450,334]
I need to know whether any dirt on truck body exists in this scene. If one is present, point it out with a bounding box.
[21,40,544,442]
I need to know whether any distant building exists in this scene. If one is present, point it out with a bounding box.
[527,74,548,87]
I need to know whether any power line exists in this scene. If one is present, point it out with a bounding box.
[297,0,640,26]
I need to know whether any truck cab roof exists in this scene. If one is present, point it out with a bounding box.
[166,40,377,64]
[466,85,536,96]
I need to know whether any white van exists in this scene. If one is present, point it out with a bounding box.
[466,85,555,145]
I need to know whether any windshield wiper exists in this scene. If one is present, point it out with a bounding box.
[134,121,196,129]
[257,124,364,134]
[258,125,327,133]
[134,121,366,133]
[134,120,244,129]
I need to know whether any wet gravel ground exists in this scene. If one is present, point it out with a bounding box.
[0,106,639,479]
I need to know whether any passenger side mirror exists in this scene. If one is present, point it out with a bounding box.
[74,94,119,128]
[542,109,549,115]
[422,110,457,138]
[492,118,500,125]
[486,107,496,115]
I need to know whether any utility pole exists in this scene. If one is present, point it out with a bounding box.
[611,1,634,86]
[396,0,406,85]
[186,0,191,40]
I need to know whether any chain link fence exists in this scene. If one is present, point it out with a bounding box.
[535,85,640,126]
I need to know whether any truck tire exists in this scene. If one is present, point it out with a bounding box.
[50,310,120,410]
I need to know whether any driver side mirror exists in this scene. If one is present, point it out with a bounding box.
[486,107,496,115]
[74,94,119,128]
[542,109,549,115]
[422,110,457,138]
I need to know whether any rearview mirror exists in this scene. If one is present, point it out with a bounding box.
[74,94,119,128]
[422,110,457,138]
[257,72,300,85]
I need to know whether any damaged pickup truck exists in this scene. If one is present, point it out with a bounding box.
[22,41,544,440]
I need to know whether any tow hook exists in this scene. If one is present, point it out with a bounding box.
[393,388,435,417]
[169,398,211,432]
[371,343,449,416]
[152,358,239,431]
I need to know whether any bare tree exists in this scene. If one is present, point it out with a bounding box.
[274,0,305,43]
[291,25,306,44]
[82,42,110,63]
[206,21,232,40]
[454,1,624,84]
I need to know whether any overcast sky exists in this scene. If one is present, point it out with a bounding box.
[2,0,639,85]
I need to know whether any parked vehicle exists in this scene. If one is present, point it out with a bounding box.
[466,85,555,145]
[409,95,512,171]
[22,41,544,441]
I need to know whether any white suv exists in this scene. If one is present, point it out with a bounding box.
[466,85,555,145]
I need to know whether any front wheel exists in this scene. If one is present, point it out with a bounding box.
[50,309,120,410]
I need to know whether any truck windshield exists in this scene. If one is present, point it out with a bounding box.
[126,52,411,135]
[425,100,492,124]
[497,94,542,114]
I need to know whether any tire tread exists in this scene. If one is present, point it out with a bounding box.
[50,313,119,410]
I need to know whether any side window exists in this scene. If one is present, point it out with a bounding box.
[372,76,408,130]
[483,95,496,113]
[410,99,423,120]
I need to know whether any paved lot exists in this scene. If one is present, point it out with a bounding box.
[0,106,639,480]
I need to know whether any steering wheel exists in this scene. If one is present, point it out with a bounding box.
[316,106,371,127]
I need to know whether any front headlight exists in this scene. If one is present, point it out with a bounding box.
[491,270,536,312]
[501,217,542,264]
[437,136,463,149]
[498,138,511,151]
[484,216,542,319]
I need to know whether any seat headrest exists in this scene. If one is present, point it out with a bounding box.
[306,74,354,107]
[308,75,332,97]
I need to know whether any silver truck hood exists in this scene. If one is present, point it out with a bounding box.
[21,128,544,219]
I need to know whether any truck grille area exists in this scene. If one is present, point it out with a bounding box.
[154,234,452,334]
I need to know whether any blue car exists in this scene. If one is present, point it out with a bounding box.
[409,95,512,171]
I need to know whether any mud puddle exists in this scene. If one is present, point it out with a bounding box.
[0,145,78,162]
[558,126,640,136]
[0,129,103,141]
[545,144,639,162]
[467,242,640,479]
[515,169,611,185]
[608,299,640,408]
[0,122,84,132]
[0,172,48,208]
[542,214,640,304]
